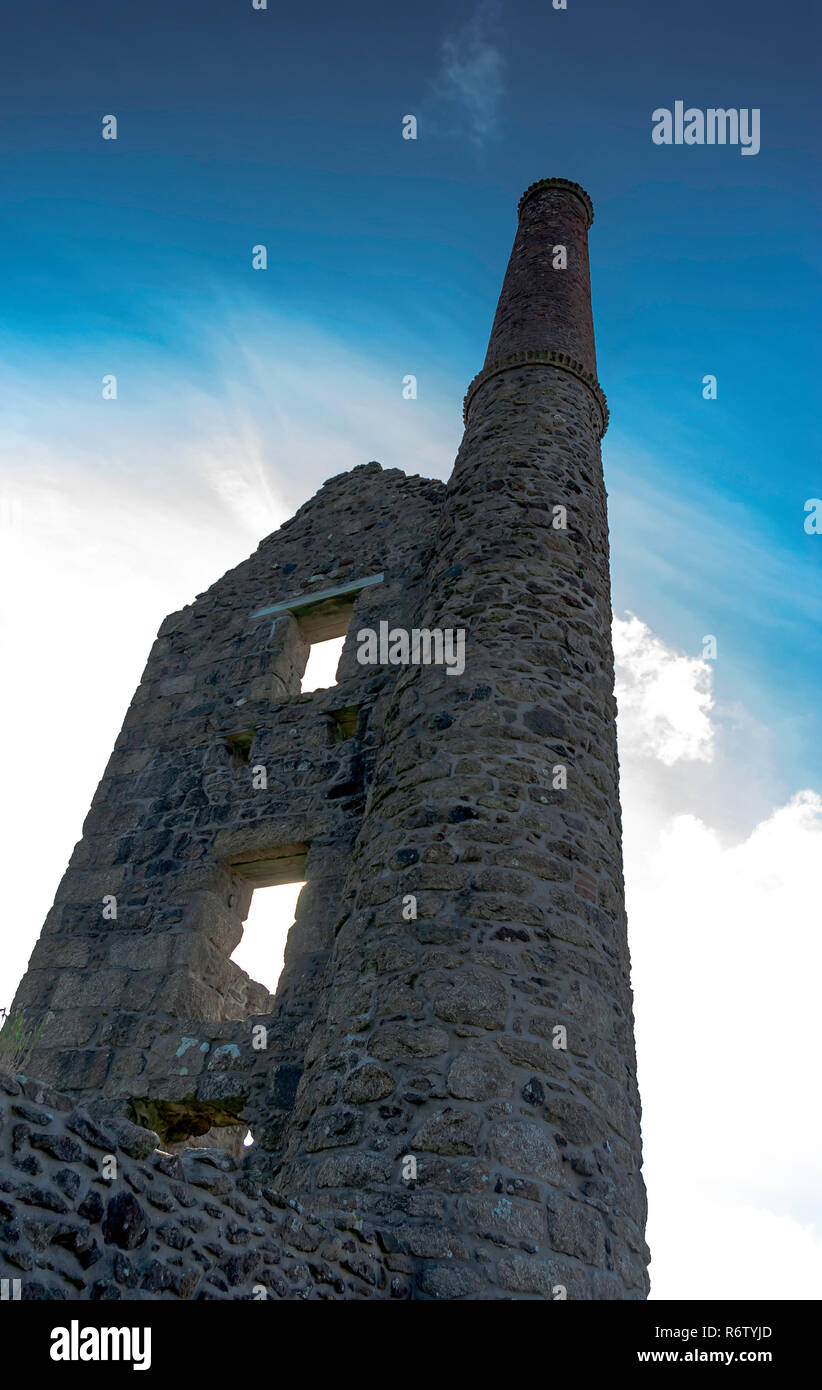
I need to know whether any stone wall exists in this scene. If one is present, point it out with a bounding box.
[10,462,446,1153]
[0,1072,401,1300]
[277,365,648,1300]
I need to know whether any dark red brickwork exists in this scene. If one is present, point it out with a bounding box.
[484,178,598,378]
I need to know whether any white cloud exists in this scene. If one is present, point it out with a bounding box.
[614,612,714,765]
[648,1194,822,1300]
[614,617,822,1299]
[629,791,822,1194]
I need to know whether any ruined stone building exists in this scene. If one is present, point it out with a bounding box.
[0,178,650,1300]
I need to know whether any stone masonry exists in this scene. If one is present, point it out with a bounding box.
[1,178,650,1299]
[0,1071,395,1299]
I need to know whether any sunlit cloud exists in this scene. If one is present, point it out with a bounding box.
[648,1196,822,1300]
[613,619,822,1300]
[615,612,715,766]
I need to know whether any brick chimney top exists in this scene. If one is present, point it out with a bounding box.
[518,177,594,228]
[463,177,608,435]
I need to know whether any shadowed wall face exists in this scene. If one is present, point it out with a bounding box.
[4,181,648,1300]
[11,465,446,1151]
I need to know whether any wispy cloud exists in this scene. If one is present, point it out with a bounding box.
[0,297,458,549]
[428,1,506,150]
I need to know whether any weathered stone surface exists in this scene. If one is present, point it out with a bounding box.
[414,1110,483,1156]
[29,1132,83,1164]
[342,1064,395,1105]
[447,1051,512,1101]
[0,1081,389,1299]
[433,970,509,1030]
[102,1193,149,1250]
[104,1119,160,1161]
[416,1264,484,1300]
[489,1119,561,1184]
[66,1110,115,1151]
[369,1024,451,1061]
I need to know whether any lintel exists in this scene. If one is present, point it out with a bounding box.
[250,573,384,623]
[230,842,309,889]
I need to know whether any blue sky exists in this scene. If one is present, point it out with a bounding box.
[1,0,820,1299]
[2,0,819,790]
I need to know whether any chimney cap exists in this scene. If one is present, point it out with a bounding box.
[518,177,594,228]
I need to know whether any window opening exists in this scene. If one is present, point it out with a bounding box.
[300,634,345,693]
[229,880,305,995]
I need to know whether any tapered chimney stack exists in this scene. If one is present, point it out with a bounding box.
[466,176,608,436]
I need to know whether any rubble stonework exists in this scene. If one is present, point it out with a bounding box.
[0,1072,396,1300]
[2,178,650,1299]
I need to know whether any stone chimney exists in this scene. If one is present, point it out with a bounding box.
[279,180,649,1300]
